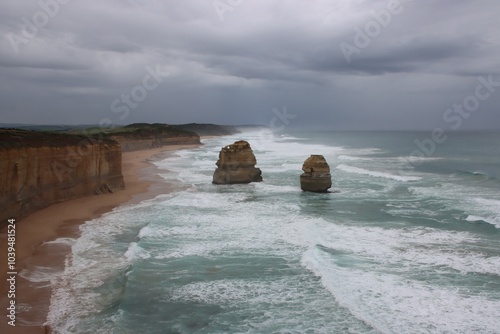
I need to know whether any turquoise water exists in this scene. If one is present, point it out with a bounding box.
[45,130,500,333]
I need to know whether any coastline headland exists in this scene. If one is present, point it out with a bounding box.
[0,122,238,333]
[0,129,125,228]
[0,122,241,226]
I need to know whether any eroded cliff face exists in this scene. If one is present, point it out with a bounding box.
[0,130,124,226]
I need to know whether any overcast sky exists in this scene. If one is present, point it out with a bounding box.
[1,0,499,130]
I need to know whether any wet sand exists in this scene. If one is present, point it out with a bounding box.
[0,144,199,334]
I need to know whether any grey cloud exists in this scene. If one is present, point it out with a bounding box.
[321,36,482,76]
[0,0,499,130]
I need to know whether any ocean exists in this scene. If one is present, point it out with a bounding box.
[42,130,500,333]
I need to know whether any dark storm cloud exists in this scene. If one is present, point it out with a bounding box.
[0,0,499,129]
[313,36,483,76]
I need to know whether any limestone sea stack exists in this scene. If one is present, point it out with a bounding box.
[300,155,332,192]
[213,140,263,184]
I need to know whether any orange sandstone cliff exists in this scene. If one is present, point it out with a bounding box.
[0,129,124,227]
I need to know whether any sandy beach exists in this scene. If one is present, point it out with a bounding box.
[0,144,199,334]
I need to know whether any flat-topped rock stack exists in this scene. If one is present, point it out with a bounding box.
[300,155,332,192]
[212,140,263,184]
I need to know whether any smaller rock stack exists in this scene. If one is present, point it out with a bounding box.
[300,155,332,192]
[213,140,263,184]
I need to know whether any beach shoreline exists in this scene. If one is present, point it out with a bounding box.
[0,143,200,334]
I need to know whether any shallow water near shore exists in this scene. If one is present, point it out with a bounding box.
[45,130,500,333]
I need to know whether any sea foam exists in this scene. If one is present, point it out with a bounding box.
[46,131,500,333]
[337,164,422,182]
[302,247,500,334]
